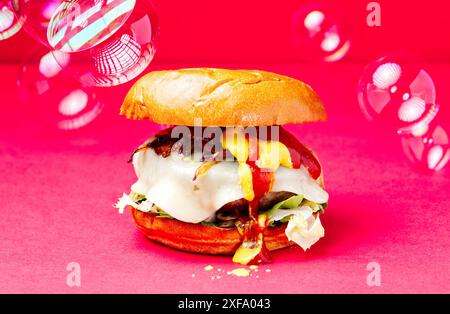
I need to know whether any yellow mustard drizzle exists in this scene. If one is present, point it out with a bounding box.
[221,129,293,202]
[220,129,294,265]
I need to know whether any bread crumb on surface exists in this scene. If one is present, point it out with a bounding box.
[196,265,269,279]
[227,268,251,277]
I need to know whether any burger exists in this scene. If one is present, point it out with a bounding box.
[115,68,329,265]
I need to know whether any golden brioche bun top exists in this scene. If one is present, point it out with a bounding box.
[121,68,327,126]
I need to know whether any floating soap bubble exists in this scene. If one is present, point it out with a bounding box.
[14,0,158,87]
[357,56,439,134]
[401,118,450,172]
[17,47,104,131]
[0,0,26,40]
[291,2,350,62]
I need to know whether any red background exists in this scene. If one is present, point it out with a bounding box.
[1,0,450,63]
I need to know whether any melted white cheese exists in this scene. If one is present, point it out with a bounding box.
[273,167,329,204]
[131,149,329,223]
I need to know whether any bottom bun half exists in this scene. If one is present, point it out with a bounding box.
[131,207,294,255]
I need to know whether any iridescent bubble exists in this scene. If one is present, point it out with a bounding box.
[47,0,137,53]
[14,0,158,87]
[17,47,104,131]
[401,119,450,172]
[0,0,26,40]
[357,56,439,134]
[291,3,350,62]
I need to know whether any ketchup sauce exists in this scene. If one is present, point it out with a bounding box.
[279,127,321,179]
[245,160,274,264]
[240,126,321,264]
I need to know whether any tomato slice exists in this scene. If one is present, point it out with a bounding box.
[279,127,322,179]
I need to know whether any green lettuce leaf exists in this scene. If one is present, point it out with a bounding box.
[267,195,327,225]
[267,195,304,216]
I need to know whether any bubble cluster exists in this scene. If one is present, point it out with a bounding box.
[358,55,448,172]
[357,56,438,134]
[13,0,158,131]
[15,0,158,87]
[291,3,350,62]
